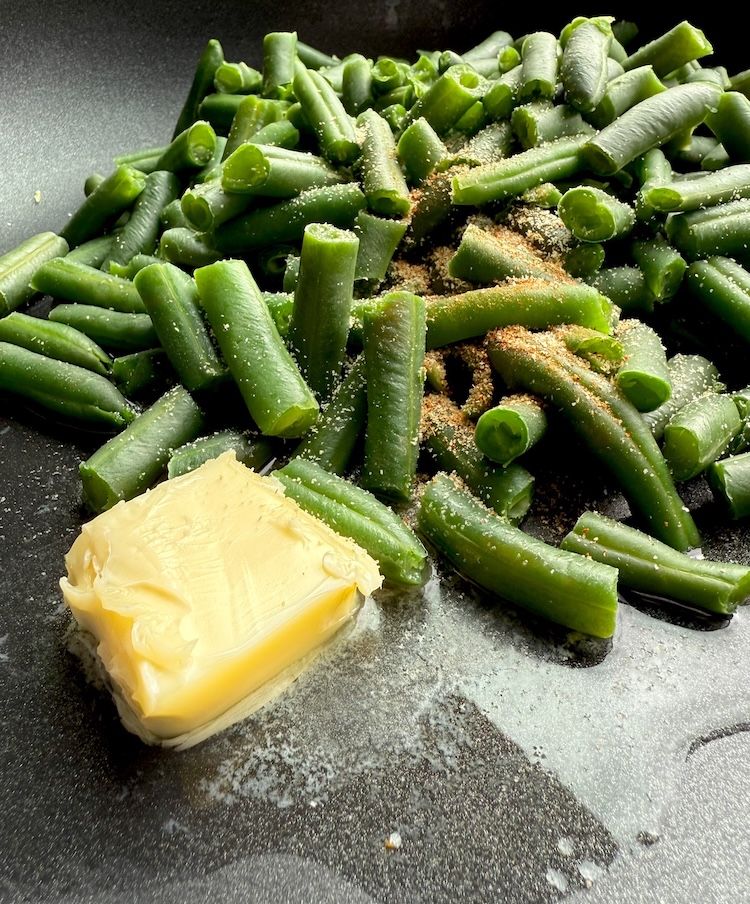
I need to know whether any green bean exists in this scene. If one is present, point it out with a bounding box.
[111,348,173,397]
[291,353,368,476]
[356,108,411,218]
[360,291,426,502]
[0,311,111,376]
[197,93,248,132]
[662,392,742,481]
[172,38,224,138]
[425,277,614,349]
[210,182,367,254]
[704,90,750,163]
[588,64,667,129]
[511,100,594,149]
[262,31,298,99]
[167,429,276,479]
[352,209,408,285]
[180,172,254,232]
[406,64,487,135]
[581,82,722,176]
[79,384,205,513]
[486,325,702,551]
[108,253,163,280]
[561,241,605,279]
[622,21,713,79]
[641,162,750,212]
[482,64,523,121]
[420,391,535,523]
[30,257,146,313]
[157,227,224,268]
[221,143,347,197]
[222,95,291,158]
[452,121,514,167]
[589,264,657,314]
[643,352,724,440]
[707,451,750,519]
[288,223,359,402]
[559,16,613,114]
[213,61,262,95]
[0,341,133,428]
[452,134,589,207]
[296,39,339,71]
[518,31,560,103]
[248,119,300,149]
[48,304,159,353]
[685,256,750,340]
[60,164,147,249]
[341,54,374,116]
[557,184,636,242]
[614,318,671,411]
[154,121,217,174]
[134,262,227,393]
[630,233,686,301]
[667,199,750,261]
[474,394,547,466]
[275,457,427,585]
[113,145,170,172]
[417,471,618,638]
[194,258,319,437]
[101,170,181,270]
[65,233,116,269]
[561,510,750,615]
[559,324,623,372]
[292,62,360,165]
[0,231,69,316]
[447,221,558,283]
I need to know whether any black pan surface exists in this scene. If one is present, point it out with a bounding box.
[2,5,750,903]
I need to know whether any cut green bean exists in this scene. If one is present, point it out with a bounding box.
[452,133,589,207]
[356,107,411,218]
[707,451,750,519]
[588,64,667,129]
[614,318,672,411]
[352,209,408,284]
[111,348,173,397]
[420,391,535,523]
[360,291,426,502]
[643,352,724,440]
[0,231,69,316]
[221,143,347,197]
[582,82,722,176]
[487,324,702,551]
[406,64,487,135]
[0,341,133,428]
[622,21,713,78]
[262,31,298,99]
[194,258,319,437]
[157,227,224,268]
[482,64,523,121]
[288,223,359,402]
[425,278,614,349]
[685,256,750,341]
[0,311,111,376]
[275,457,427,585]
[291,353,368,476]
[172,38,224,137]
[30,257,145,313]
[211,182,367,254]
[662,392,742,481]
[134,262,227,393]
[167,429,275,479]
[48,304,159,353]
[447,221,559,284]
[667,199,750,261]
[342,53,374,116]
[474,394,547,466]
[559,16,613,114]
[60,164,147,249]
[561,510,750,615]
[630,233,686,301]
[79,384,205,513]
[292,61,360,165]
[417,471,619,638]
[155,121,217,173]
[101,170,181,270]
[589,264,657,314]
[511,100,593,149]
[518,31,560,103]
[641,162,750,211]
[213,61,262,95]
[65,233,116,269]
[557,184,636,242]
[222,95,291,158]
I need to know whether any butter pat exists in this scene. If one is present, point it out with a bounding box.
[60,451,382,749]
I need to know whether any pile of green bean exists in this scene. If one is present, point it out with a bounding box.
[5,16,750,639]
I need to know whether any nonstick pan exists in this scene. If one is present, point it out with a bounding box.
[2,5,750,902]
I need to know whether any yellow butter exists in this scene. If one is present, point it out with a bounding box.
[60,450,382,749]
